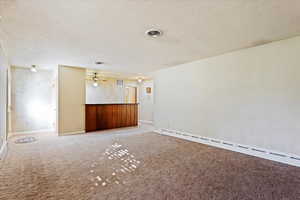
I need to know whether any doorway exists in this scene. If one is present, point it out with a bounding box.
[9,66,57,137]
[125,86,137,103]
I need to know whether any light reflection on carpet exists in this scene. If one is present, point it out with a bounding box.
[88,142,141,190]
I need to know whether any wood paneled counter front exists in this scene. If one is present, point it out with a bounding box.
[85,104,138,132]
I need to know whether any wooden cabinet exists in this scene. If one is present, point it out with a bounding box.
[85,105,97,132]
[85,104,138,132]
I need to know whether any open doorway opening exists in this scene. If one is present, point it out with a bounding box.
[137,80,154,124]
[125,86,137,103]
[8,66,57,137]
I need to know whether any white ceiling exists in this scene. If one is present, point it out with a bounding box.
[1,0,300,73]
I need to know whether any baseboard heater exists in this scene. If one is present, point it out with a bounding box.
[154,128,300,167]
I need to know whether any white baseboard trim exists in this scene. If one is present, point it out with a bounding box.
[59,130,85,136]
[0,141,8,161]
[9,129,55,137]
[139,120,153,125]
[155,128,300,168]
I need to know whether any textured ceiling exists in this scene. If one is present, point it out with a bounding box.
[1,0,300,73]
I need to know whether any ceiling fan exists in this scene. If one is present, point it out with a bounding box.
[86,72,107,82]
[86,72,107,87]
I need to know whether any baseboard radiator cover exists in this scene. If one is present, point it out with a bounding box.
[154,128,300,167]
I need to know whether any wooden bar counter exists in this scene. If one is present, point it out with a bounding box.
[85,103,138,132]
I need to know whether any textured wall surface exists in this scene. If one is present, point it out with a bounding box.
[0,46,8,150]
[154,36,300,155]
[11,67,55,133]
[58,66,85,135]
[138,80,154,122]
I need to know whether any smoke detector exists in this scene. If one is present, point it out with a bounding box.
[146,29,163,38]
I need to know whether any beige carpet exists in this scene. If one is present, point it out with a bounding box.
[0,127,300,200]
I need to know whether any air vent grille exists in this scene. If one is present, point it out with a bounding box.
[117,80,124,87]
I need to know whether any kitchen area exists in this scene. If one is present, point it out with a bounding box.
[84,70,152,132]
[57,66,153,135]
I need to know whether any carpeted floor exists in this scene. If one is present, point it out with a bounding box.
[0,126,300,200]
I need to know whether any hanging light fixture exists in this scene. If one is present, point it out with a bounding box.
[92,72,99,87]
[93,81,98,87]
[137,78,143,83]
[30,65,37,73]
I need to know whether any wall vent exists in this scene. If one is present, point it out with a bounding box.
[223,142,234,146]
[291,157,300,161]
[269,152,286,157]
[116,80,124,87]
[251,148,266,153]
[238,145,249,149]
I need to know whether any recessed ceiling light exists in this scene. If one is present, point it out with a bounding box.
[95,61,104,65]
[146,29,163,38]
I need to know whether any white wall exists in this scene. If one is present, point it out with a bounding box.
[0,45,8,152]
[139,80,154,122]
[10,67,56,133]
[154,36,300,156]
[58,65,86,135]
[86,79,138,104]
